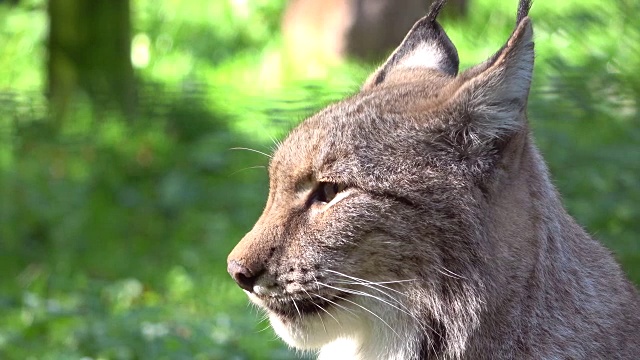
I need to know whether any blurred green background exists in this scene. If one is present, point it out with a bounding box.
[0,0,638,359]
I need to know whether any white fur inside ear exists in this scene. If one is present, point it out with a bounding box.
[397,42,445,72]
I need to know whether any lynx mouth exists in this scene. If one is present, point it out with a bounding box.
[264,291,350,320]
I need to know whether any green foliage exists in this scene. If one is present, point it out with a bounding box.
[0,0,47,90]
[131,0,287,80]
[0,89,291,358]
[0,0,638,359]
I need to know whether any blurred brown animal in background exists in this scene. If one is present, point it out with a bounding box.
[282,0,469,64]
[282,0,426,64]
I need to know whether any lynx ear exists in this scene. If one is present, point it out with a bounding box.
[453,13,534,143]
[362,0,459,90]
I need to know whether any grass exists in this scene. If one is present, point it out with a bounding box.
[0,0,638,359]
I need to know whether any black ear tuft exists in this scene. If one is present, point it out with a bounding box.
[426,0,448,22]
[516,0,532,24]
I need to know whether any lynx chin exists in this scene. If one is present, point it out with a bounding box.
[227,0,640,359]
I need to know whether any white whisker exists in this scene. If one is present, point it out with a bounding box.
[331,293,401,338]
[320,272,443,339]
[318,282,423,328]
[292,299,303,320]
[312,292,358,318]
[229,147,273,158]
[228,165,266,177]
[438,267,466,280]
[302,289,339,331]
[256,324,272,333]
[325,270,416,296]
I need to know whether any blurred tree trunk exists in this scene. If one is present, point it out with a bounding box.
[47,0,136,121]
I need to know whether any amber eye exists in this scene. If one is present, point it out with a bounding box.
[314,182,346,203]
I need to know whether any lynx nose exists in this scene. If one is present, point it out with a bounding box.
[227,260,262,292]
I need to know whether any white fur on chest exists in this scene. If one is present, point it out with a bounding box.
[310,296,419,360]
[265,293,419,360]
[318,330,417,360]
[318,338,360,360]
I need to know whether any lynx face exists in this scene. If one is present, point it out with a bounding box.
[227,1,639,359]
[230,85,487,350]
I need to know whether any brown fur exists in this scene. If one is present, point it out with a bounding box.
[228,1,640,358]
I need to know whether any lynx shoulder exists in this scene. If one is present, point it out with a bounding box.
[228,0,640,359]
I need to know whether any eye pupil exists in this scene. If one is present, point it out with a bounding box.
[316,182,344,203]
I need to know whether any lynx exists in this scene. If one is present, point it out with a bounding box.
[227,0,640,358]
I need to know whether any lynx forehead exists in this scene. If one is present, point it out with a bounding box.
[227,1,640,359]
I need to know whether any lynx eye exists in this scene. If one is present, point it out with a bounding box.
[314,182,346,204]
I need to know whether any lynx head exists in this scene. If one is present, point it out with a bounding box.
[228,0,535,357]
